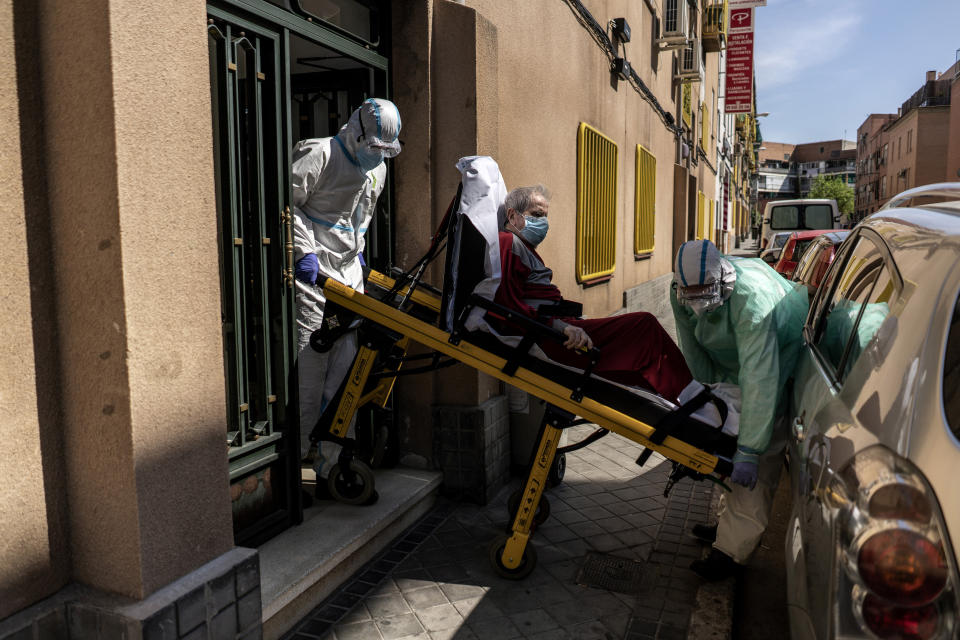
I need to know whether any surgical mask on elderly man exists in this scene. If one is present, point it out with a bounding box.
[519,215,549,246]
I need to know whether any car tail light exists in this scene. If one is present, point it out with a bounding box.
[831,446,959,638]
[858,529,948,605]
[861,594,939,640]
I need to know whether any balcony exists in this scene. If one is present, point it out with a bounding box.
[702,0,727,53]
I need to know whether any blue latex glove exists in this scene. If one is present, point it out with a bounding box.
[295,253,320,284]
[730,461,758,490]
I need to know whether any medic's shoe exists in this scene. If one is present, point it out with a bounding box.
[690,548,741,581]
[691,523,718,544]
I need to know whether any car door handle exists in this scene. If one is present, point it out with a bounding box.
[792,414,805,443]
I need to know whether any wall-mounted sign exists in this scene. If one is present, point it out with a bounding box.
[725,8,754,113]
[729,0,766,7]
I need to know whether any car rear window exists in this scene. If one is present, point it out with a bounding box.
[803,205,834,229]
[943,291,960,439]
[793,238,814,260]
[770,204,834,230]
[770,205,799,229]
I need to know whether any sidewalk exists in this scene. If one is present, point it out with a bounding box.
[282,424,729,640]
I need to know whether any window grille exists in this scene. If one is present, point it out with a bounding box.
[577,123,618,283]
[634,145,656,255]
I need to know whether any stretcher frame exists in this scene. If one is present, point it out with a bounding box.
[302,160,735,578]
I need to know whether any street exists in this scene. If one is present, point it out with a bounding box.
[283,414,795,640]
[284,424,728,640]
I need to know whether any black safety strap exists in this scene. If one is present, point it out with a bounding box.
[636,389,718,468]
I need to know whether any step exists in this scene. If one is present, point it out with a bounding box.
[259,466,442,640]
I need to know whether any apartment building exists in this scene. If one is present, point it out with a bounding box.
[2,1,757,637]
[756,139,854,218]
[856,64,957,220]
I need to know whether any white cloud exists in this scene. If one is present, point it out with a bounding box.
[755,3,863,89]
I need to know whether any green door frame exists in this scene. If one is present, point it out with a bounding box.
[208,0,393,545]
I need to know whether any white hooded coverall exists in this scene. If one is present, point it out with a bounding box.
[293,98,401,476]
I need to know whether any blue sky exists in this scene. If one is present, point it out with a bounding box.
[754,0,960,145]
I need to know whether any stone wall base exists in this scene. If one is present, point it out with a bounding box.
[433,395,510,505]
[0,548,260,640]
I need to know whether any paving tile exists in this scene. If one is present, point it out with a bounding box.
[507,608,558,635]
[566,619,613,640]
[339,604,371,624]
[451,596,503,621]
[593,515,635,533]
[427,564,472,584]
[465,614,523,639]
[427,625,477,640]
[415,603,463,632]
[333,619,382,640]
[566,520,605,538]
[367,593,413,619]
[404,586,449,609]
[394,570,437,593]
[438,582,486,603]
[374,612,425,640]
[588,533,626,553]
[527,629,571,640]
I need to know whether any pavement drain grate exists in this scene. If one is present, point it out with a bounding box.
[575,551,645,594]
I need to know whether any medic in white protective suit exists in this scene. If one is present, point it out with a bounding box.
[292,98,401,502]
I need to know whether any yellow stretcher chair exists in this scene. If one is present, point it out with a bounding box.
[301,156,735,579]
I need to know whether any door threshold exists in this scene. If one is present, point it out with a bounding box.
[258,466,441,640]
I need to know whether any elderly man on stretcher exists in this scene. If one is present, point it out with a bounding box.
[493,184,738,433]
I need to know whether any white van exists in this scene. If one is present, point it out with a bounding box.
[760,198,841,250]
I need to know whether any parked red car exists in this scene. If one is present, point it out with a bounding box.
[789,230,850,296]
[773,229,836,279]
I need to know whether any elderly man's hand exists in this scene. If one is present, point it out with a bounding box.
[562,325,593,351]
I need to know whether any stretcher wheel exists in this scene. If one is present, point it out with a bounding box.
[327,460,375,505]
[488,534,537,580]
[507,490,551,529]
[548,452,566,487]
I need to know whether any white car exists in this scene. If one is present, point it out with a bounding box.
[761,198,842,251]
[785,183,960,639]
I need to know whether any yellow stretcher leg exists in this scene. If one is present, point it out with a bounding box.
[489,416,563,579]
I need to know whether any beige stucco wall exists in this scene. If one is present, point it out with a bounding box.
[0,0,235,605]
[460,0,695,317]
[0,0,66,619]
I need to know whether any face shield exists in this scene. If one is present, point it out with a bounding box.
[337,98,402,172]
[674,240,736,315]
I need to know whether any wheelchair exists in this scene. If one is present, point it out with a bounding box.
[298,156,736,578]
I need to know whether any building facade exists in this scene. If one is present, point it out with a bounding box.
[856,65,958,221]
[756,139,854,220]
[1,1,757,638]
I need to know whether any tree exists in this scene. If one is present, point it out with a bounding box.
[807,175,854,217]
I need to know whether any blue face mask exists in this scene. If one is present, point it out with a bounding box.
[355,146,384,172]
[519,215,549,246]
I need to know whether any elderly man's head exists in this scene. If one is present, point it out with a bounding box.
[503,185,551,246]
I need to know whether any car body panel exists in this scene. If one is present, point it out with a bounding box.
[791,231,849,297]
[786,205,960,639]
[775,229,837,279]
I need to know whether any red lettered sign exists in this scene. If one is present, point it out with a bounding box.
[725,9,754,113]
